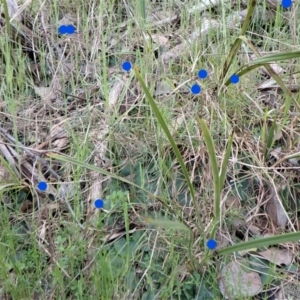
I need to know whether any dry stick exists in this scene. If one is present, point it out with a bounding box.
[0,127,61,179]
[0,127,85,230]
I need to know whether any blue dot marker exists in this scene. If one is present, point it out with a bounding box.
[58,24,76,35]
[58,25,67,34]
[230,74,239,84]
[94,199,104,209]
[191,84,201,94]
[206,239,217,250]
[66,25,76,34]
[281,0,292,8]
[37,181,48,191]
[198,69,208,79]
[122,61,132,72]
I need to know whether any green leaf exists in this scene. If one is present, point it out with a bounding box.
[218,231,300,256]
[113,238,127,255]
[249,255,276,285]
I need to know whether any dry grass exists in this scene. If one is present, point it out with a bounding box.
[0,0,299,299]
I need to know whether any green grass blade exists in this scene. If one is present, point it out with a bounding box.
[245,51,300,64]
[225,50,300,81]
[265,116,278,161]
[219,130,234,190]
[139,0,146,26]
[220,0,257,80]
[218,231,300,256]
[198,118,220,194]
[133,67,202,223]
[1,0,11,36]
[227,51,300,78]
[224,47,300,110]
[261,109,268,160]
[198,118,220,235]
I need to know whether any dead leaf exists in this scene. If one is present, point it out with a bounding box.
[258,79,299,91]
[34,86,56,105]
[249,54,285,76]
[108,75,128,108]
[248,224,261,236]
[171,114,185,133]
[52,137,68,151]
[161,42,187,62]
[103,227,137,243]
[270,147,282,160]
[265,186,288,228]
[258,247,293,265]
[145,34,168,48]
[150,13,179,26]
[154,81,174,96]
[215,230,231,250]
[219,261,263,299]
[187,0,219,14]
[57,182,76,199]
[6,0,18,19]
[38,221,47,242]
[288,158,299,166]
[224,195,241,209]
[58,13,77,26]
